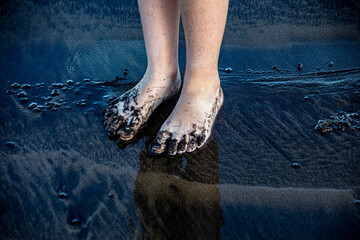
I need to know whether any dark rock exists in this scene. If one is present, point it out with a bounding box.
[17,91,27,98]
[21,84,31,89]
[83,78,91,82]
[11,83,20,88]
[225,67,233,73]
[6,90,15,95]
[354,200,360,205]
[32,107,42,112]
[123,71,128,76]
[108,192,114,198]
[291,162,301,169]
[313,90,320,94]
[5,141,16,148]
[303,96,310,101]
[328,61,334,67]
[58,192,68,199]
[272,66,281,72]
[315,112,360,133]
[51,89,60,96]
[297,63,303,71]
[66,80,74,85]
[71,219,81,226]
[28,102,37,109]
[20,98,28,103]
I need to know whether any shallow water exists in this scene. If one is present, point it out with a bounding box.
[1,39,360,239]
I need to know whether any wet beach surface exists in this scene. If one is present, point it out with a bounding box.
[1,1,360,239]
[1,39,360,240]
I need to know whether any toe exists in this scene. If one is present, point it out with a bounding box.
[167,138,179,156]
[187,132,197,153]
[108,116,125,135]
[177,135,188,154]
[196,130,208,148]
[117,116,143,140]
[151,130,171,154]
[118,126,135,140]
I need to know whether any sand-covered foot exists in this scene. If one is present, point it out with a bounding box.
[103,70,181,140]
[151,83,223,155]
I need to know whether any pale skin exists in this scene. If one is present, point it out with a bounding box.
[103,0,229,155]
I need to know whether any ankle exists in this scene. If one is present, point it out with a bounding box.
[183,74,220,95]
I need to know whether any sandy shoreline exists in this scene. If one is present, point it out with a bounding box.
[1,38,359,239]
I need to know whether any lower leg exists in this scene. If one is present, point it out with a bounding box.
[103,0,181,140]
[151,0,229,155]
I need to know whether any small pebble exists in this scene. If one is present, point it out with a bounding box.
[225,67,233,73]
[11,83,20,88]
[21,84,31,89]
[28,102,37,109]
[354,200,360,205]
[6,90,15,95]
[32,107,42,112]
[313,91,320,94]
[66,80,74,85]
[35,83,41,87]
[5,141,16,148]
[291,162,301,169]
[20,98,28,103]
[51,89,60,96]
[17,91,27,98]
[272,66,280,72]
[247,69,252,73]
[124,68,129,71]
[71,219,81,226]
[317,67,321,71]
[123,71,128,76]
[52,107,57,111]
[304,96,310,101]
[297,63,303,71]
[44,96,52,101]
[328,61,334,67]
[83,78,91,82]
[75,82,81,86]
[58,192,68,199]
[108,192,114,198]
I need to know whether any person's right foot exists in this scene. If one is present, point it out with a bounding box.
[103,69,181,140]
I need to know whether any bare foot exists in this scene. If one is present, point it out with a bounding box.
[103,70,181,140]
[150,77,223,155]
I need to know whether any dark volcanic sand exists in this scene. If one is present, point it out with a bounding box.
[0,39,359,240]
[1,1,360,239]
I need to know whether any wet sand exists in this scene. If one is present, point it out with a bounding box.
[1,39,359,239]
[1,1,360,239]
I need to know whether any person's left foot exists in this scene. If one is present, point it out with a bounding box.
[151,80,223,155]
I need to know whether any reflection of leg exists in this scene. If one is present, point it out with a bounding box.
[151,0,228,155]
[136,139,222,239]
[103,0,181,140]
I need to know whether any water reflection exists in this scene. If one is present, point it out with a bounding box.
[135,139,223,239]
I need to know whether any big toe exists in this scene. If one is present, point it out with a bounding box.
[151,130,171,154]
